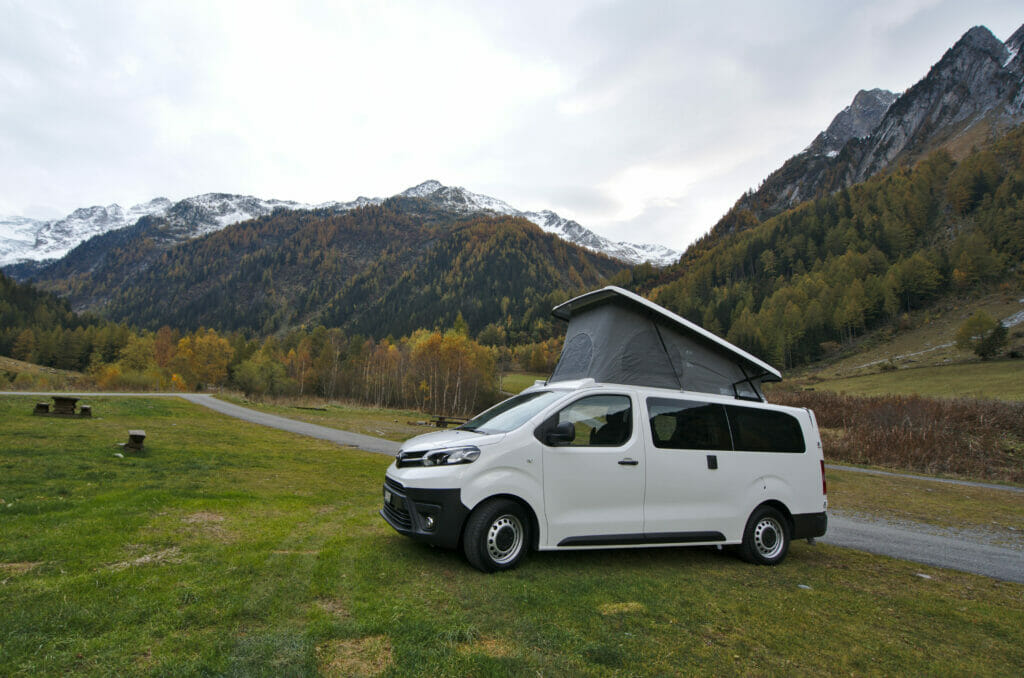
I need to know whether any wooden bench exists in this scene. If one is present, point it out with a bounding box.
[33,397,92,417]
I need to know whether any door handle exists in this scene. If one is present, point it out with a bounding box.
[618,458,639,466]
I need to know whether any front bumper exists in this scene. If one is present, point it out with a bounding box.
[380,475,469,549]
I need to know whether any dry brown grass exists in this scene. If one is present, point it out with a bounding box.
[774,391,1024,483]
[598,601,647,615]
[0,562,42,576]
[456,635,517,659]
[107,547,183,571]
[316,635,392,677]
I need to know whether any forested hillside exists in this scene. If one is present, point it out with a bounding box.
[622,126,1024,368]
[0,271,131,371]
[31,201,624,341]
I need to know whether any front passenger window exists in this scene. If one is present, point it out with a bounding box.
[556,395,633,447]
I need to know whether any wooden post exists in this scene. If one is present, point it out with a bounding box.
[126,430,146,451]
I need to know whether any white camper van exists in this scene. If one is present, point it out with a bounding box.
[381,286,827,572]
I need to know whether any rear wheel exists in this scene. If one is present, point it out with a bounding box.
[463,499,530,573]
[738,506,790,565]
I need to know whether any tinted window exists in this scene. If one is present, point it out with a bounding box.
[725,405,805,453]
[647,398,732,451]
[556,395,632,447]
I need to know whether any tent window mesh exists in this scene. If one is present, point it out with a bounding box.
[556,332,594,380]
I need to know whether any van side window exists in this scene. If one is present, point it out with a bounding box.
[557,395,633,447]
[647,398,732,451]
[725,405,805,453]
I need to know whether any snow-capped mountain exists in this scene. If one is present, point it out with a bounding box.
[0,182,679,268]
[394,180,680,266]
[0,193,384,266]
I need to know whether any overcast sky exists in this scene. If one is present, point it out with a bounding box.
[1,1,1021,250]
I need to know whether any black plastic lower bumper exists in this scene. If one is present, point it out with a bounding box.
[380,476,469,549]
[791,512,828,540]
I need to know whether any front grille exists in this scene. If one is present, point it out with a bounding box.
[382,478,411,529]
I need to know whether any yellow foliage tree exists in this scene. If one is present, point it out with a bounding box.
[173,328,234,388]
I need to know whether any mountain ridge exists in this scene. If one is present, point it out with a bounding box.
[709,22,1024,239]
[0,182,680,268]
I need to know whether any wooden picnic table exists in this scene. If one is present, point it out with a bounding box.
[51,396,79,416]
[430,415,468,428]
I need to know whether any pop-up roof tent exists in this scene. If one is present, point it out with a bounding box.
[549,286,781,401]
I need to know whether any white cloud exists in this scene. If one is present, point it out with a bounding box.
[1,0,1022,249]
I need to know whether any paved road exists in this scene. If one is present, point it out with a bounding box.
[4,391,1022,582]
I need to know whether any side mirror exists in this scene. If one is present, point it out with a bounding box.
[545,420,576,446]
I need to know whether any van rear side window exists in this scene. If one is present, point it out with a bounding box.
[647,398,805,453]
[647,398,731,450]
[725,405,805,453]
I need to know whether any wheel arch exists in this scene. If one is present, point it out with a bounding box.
[464,493,542,552]
[757,499,794,532]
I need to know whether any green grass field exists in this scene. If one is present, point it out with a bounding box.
[800,360,1024,400]
[499,372,548,395]
[217,396,428,442]
[2,395,1022,676]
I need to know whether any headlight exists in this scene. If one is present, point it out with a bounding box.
[396,445,480,468]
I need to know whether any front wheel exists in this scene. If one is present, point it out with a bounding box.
[738,506,790,565]
[462,499,530,573]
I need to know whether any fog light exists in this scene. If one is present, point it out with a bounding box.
[423,515,436,530]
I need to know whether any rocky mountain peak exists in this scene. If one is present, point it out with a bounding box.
[716,21,1024,235]
[1007,24,1024,56]
[956,25,1009,60]
[808,88,898,156]
[400,180,446,198]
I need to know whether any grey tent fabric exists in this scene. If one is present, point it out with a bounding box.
[549,286,780,399]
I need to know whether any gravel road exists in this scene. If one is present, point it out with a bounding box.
[178,394,401,455]
[823,513,1023,583]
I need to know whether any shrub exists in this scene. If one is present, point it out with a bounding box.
[955,311,1008,359]
[772,391,1024,483]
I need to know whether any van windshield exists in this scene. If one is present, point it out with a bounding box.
[459,390,564,434]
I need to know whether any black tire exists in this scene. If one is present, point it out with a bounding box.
[738,505,791,565]
[462,498,530,573]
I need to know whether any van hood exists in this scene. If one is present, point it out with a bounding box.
[399,428,506,453]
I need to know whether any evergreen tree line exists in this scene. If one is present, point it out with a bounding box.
[616,127,1024,368]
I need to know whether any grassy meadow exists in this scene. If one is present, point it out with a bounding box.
[1,395,1023,676]
[797,360,1024,401]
